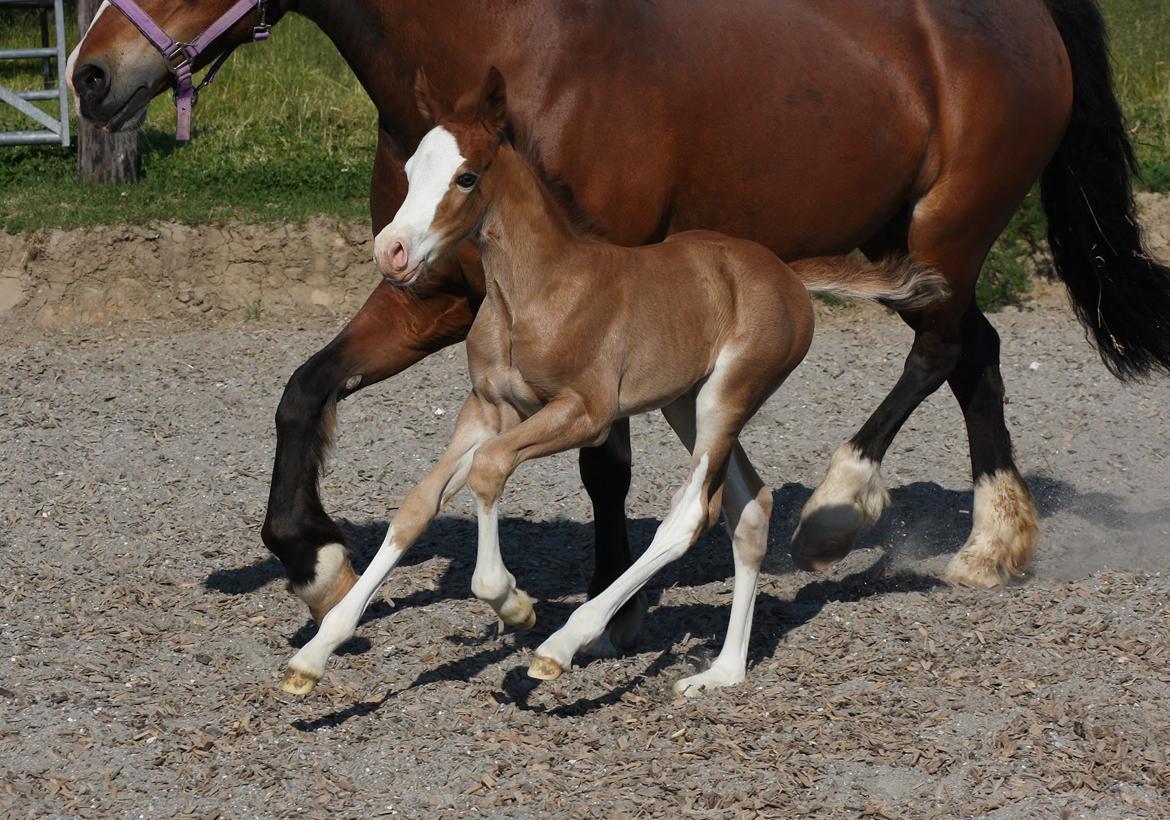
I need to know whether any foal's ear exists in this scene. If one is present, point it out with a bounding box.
[478,66,508,134]
[414,68,450,124]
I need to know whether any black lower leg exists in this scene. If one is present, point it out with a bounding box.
[261,347,350,587]
[579,418,634,597]
[947,309,1018,480]
[849,329,963,462]
[578,418,646,646]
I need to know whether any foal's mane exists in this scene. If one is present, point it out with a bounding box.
[502,120,601,237]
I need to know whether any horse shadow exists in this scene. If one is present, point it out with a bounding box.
[290,551,943,731]
[206,469,1145,629]
[209,471,1165,728]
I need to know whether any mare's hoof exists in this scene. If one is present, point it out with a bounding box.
[306,556,359,625]
[605,590,647,651]
[527,655,565,681]
[279,668,321,696]
[789,504,864,571]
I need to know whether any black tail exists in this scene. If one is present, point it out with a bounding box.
[1041,0,1170,380]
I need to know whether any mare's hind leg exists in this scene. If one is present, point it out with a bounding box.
[529,373,760,680]
[792,178,1039,585]
[790,324,958,570]
[943,308,1036,587]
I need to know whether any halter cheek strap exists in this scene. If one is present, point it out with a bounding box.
[107,0,271,140]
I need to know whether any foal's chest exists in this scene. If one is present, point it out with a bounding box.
[466,307,558,417]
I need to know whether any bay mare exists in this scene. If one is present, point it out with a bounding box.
[71,1,1170,645]
[280,68,950,696]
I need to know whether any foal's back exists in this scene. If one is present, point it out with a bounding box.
[573,230,815,417]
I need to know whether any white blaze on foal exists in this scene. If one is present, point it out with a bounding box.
[373,127,465,281]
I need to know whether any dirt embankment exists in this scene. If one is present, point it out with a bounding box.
[0,217,380,325]
[2,194,1168,325]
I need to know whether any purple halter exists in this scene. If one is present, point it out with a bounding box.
[107,0,271,140]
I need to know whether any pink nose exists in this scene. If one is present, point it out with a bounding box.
[389,241,408,272]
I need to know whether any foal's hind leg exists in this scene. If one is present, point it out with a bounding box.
[660,395,771,694]
[529,382,753,681]
[674,443,771,697]
[529,448,723,681]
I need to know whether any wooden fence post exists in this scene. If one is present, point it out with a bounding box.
[76,0,139,183]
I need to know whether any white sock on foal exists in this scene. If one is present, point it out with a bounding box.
[529,454,711,680]
[472,500,536,629]
[674,452,771,697]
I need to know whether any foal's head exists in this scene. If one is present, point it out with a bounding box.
[373,67,510,286]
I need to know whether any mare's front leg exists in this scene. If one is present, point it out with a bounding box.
[465,395,610,629]
[280,394,496,695]
[579,419,648,652]
[261,272,475,624]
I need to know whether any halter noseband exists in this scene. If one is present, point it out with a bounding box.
[107,0,271,140]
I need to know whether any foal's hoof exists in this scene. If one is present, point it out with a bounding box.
[500,590,537,630]
[527,655,565,681]
[279,668,321,696]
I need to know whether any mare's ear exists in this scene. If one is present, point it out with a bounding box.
[478,66,508,135]
[414,68,450,123]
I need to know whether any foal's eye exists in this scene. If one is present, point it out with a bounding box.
[455,172,479,190]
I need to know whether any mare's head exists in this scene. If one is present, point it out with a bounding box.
[373,67,510,287]
[69,0,269,131]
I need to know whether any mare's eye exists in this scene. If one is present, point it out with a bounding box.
[455,172,479,190]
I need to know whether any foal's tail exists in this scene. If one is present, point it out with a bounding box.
[796,255,950,312]
[1042,0,1170,380]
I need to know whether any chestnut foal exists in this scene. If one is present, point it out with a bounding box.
[280,69,948,697]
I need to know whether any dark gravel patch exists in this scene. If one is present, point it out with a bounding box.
[1,304,1168,817]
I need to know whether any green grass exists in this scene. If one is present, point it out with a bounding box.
[1,2,1167,309]
[1105,0,1170,190]
[0,10,376,230]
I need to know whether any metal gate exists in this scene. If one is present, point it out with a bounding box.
[0,0,71,146]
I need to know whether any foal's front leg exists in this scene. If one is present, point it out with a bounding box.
[465,395,608,628]
[280,394,496,694]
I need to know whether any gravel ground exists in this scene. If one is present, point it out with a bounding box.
[2,302,1169,818]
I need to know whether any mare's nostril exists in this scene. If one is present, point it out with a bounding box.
[73,62,109,105]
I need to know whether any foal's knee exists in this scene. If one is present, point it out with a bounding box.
[468,446,512,507]
[733,490,772,570]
